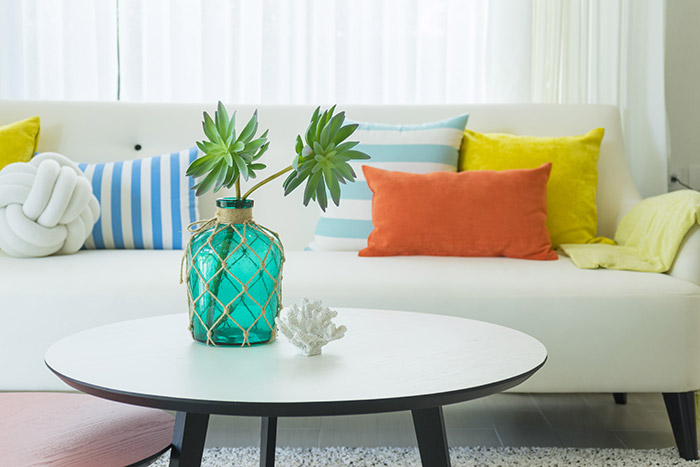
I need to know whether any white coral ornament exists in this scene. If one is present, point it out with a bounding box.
[0,152,99,257]
[276,298,347,356]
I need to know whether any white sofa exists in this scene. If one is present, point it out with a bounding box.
[1,101,699,457]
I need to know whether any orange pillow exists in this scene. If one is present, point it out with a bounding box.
[359,164,557,260]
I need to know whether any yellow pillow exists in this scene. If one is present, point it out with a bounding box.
[0,116,41,171]
[459,128,613,248]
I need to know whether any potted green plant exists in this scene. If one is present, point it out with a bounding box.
[182,102,369,346]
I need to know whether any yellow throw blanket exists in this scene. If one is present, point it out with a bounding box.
[560,190,700,272]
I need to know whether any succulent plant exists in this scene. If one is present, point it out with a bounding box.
[186,102,369,211]
[283,106,370,211]
[186,101,270,196]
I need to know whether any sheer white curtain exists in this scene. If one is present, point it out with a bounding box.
[531,0,667,196]
[0,0,666,194]
[0,0,117,100]
[116,0,532,104]
[0,0,531,104]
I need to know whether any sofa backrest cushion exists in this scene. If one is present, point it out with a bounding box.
[0,102,642,250]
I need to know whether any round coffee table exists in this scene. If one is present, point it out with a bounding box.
[45,309,546,467]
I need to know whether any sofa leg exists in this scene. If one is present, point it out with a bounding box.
[663,392,699,460]
[613,393,627,405]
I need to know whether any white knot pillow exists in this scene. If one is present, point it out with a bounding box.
[0,152,100,257]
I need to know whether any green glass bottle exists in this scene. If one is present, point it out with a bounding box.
[185,198,284,346]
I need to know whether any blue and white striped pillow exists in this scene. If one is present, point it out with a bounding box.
[308,114,469,251]
[76,148,199,249]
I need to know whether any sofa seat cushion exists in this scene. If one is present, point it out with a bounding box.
[1,250,699,393]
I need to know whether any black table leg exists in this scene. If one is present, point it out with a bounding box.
[260,416,278,467]
[169,412,210,467]
[412,406,451,467]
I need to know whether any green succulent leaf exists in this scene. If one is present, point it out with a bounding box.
[334,162,356,180]
[315,110,327,142]
[213,160,229,192]
[329,155,350,165]
[283,160,314,195]
[229,141,244,153]
[202,113,219,144]
[303,170,322,206]
[282,174,302,196]
[326,169,341,206]
[332,123,359,145]
[343,150,371,160]
[233,153,249,181]
[186,154,216,176]
[319,118,332,147]
[306,107,321,143]
[196,141,216,154]
[215,101,229,137]
[227,111,237,140]
[324,112,345,145]
[282,170,297,190]
[223,164,239,187]
[315,176,328,211]
[238,110,258,143]
[321,164,334,189]
[244,136,267,153]
[193,167,220,196]
[334,141,359,153]
[238,152,254,164]
[331,166,348,184]
[255,142,270,160]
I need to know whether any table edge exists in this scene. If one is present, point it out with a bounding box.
[45,356,547,417]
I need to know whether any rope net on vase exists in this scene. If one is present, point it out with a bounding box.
[180,214,285,347]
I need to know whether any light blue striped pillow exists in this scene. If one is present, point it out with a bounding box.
[76,148,199,249]
[308,114,469,251]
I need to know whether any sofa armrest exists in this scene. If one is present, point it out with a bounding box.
[668,224,700,285]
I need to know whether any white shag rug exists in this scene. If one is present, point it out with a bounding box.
[152,446,700,466]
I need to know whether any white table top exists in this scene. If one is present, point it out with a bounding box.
[45,310,546,416]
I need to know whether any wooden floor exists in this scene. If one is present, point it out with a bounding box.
[203,393,683,450]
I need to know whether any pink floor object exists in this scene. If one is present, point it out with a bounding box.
[0,392,174,467]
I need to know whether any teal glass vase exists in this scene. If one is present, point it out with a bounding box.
[185,198,285,346]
